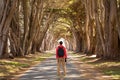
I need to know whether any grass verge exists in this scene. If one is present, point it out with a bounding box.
[0,52,53,79]
[72,53,120,80]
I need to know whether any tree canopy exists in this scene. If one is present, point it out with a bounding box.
[0,0,120,59]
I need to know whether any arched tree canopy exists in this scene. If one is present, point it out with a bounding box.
[0,0,120,59]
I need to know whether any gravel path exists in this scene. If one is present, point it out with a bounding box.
[19,54,86,80]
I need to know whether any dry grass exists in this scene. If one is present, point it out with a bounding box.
[0,52,53,80]
[78,53,120,80]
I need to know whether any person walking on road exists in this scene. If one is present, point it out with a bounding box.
[56,41,67,76]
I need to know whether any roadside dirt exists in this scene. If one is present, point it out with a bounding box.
[70,54,113,80]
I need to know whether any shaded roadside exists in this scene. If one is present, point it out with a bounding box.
[70,53,113,80]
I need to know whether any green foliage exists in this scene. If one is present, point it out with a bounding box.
[35,58,45,61]
[34,53,53,61]
[69,0,75,5]
[71,52,120,80]
[103,68,120,79]
[81,57,120,79]
[48,0,86,40]
[0,61,29,67]
[94,62,120,80]
[0,52,53,78]
[49,16,73,39]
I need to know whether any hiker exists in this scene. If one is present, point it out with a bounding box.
[56,41,67,76]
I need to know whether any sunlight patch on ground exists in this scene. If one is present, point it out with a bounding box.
[90,55,96,58]
[0,73,5,76]
[66,74,80,78]
[102,75,112,78]
[0,52,54,79]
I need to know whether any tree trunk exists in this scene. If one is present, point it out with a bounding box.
[22,0,30,55]
[0,0,18,57]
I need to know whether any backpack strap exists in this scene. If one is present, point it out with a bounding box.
[58,46,64,48]
[58,46,64,52]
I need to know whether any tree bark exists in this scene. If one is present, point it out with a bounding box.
[0,0,18,57]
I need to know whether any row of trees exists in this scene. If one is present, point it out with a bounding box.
[83,0,120,59]
[61,0,120,59]
[0,0,120,59]
[47,0,120,59]
[0,0,55,58]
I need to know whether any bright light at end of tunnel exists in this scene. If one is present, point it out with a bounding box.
[57,38,66,47]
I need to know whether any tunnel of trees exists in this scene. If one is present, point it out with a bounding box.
[0,0,120,59]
